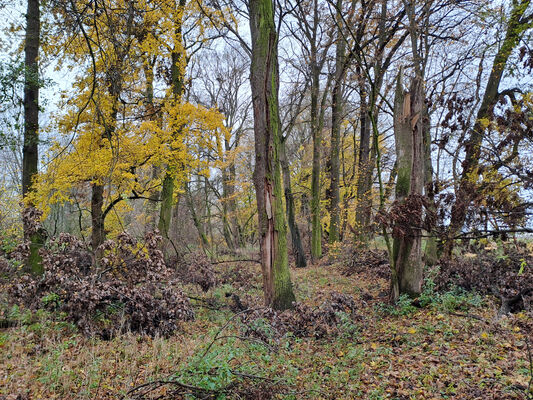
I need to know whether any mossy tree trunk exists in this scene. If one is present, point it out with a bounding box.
[249,0,296,310]
[391,70,425,302]
[310,41,322,260]
[22,0,43,275]
[159,0,187,247]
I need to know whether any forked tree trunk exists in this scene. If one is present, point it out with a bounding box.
[390,71,425,301]
[249,0,296,310]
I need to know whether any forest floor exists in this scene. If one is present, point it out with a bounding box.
[0,255,532,400]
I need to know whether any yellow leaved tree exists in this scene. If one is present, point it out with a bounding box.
[29,0,227,254]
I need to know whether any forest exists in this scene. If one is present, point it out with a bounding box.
[0,0,532,398]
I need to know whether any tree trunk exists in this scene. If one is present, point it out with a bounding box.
[158,171,175,239]
[391,71,425,301]
[185,181,210,254]
[310,45,322,260]
[445,0,530,256]
[328,0,346,245]
[221,138,242,250]
[280,137,307,268]
[143,61,161,232]
[22,0,42,275]
[91,183,105,253]
[355,81,372,242]
[249,0,296,310]
[423,116,438,265]
[159,0,187,246]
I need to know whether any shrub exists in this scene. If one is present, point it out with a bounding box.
[9,231,194,337]
[241,292,359,340]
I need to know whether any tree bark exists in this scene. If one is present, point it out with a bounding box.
[249,0,296,310]
[310,42,322,259]
[391,71,425,301]
[91,183,105,253]
[22,0,43,275]
[355,79,373,242]
[158,171,175,239]
[22,0,40,198]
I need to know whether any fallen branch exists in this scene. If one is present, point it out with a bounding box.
[492,287,533,317]
[0,319,18,329]
[211,258,261,265]
[447,312,489,323]
[200,307,267,359]
[124,379,218,399]
[526,335,533,396]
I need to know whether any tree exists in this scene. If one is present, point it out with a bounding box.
[22,0,43,275]
[327,0,346,245]
[249,0,296,309]
[284,0,332,260]
[30,0,225,257]
[445,0,532,256]
[390,69,426,301]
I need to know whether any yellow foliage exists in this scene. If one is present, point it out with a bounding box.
[30,0,229,238]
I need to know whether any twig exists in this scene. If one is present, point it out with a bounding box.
[125,379,214,399]
[447,311,489,323]
[187,295,223,311]
[229,369,278,381]
[199,307,266,359]
[214,335,277,353]
[526,335,533,397]
[211,259,261,265]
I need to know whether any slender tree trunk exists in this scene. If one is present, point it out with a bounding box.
[328,0,346,245]
[391,71,425,301]
[221,166,235,250]
[423,117,438,265]
[22,0,42,275]
[22,0,40,198]
[158,171,175,238]
[91,183,105,253]
[143,61,161,232]
[249,0,296,310]
[355,81,372,242]
[221,138,242,250]
[185,181,210,254]
[280,137,307,268]
[445,0,530,256]
[310,49,322,260]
